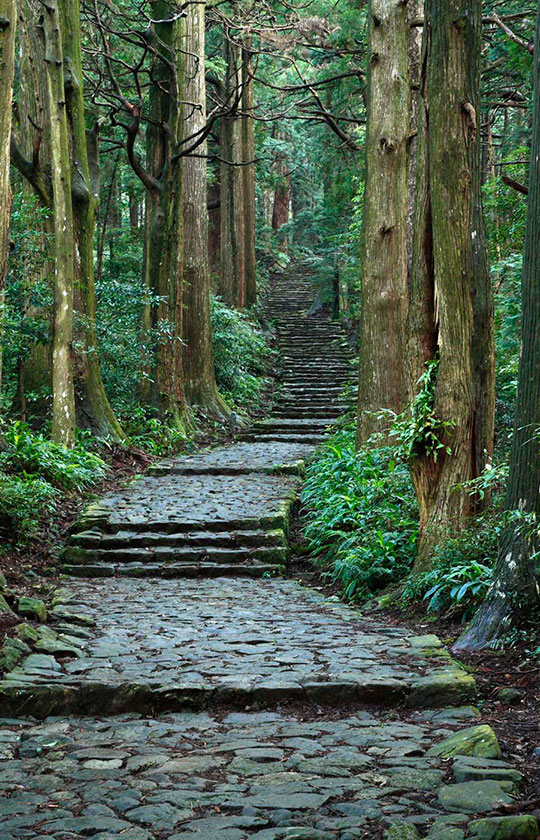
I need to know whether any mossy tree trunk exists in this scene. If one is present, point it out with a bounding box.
[408,0,495,571]
[219,37,246,309]
[139,0,187,429]
[60,0,125,440]
[42,0,76,447]
[242,48,257,307]
[13,0,52,413]
[356,0,411,446]
[0,0,16,405]
[454,4,540,651]
[181,0,228,416]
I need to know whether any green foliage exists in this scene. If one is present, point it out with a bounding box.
[301,425,418,600]
[382,358,454,462]
[211,296,275,412]
[0,422,106,545]
[0,422,107,491]
[120,407,189,456]
[0,474,58,543]
[402,517,503,618]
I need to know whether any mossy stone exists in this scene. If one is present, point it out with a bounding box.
[0,570,7,589]
[16,623,39,644]
[408,669,476,708]
[437,781,515,814]
[17,596,47,623]
[468,816,539,840]
[0,638,31,673]
[427,725,501,759]
[495,688,524,705]
[384,824,422,840]
[0,593,16,618]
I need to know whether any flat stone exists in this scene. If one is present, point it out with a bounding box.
[384,825,422,840]
[437,781,515,813]
[468,816,539,840]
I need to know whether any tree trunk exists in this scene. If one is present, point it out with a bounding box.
[181,0,228,416]
[219,37,246,308]
[356,0,411,445]
[407,0,495,571]
[41,0,76,447]
[272,139,291,237]
[454,4,540,651]
[13,0,52,412]
[0,0,16,405]
[60,0,125,440]
[140,1,187,428]
[242,48,257,307]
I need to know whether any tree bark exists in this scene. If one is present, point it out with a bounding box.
[219,37,246,308]
[408,0,495,571]
[0,0,16,405]
[139,0,187,428]
[181,0,228,416]
[356,0,411,445]
[42,0,76,447]
[242,48,257,307]
[454,3,540,651]
[60,0,125,440]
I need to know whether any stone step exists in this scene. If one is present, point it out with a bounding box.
[70,527,287,551]
[62,544,287,568]
[62,562,286,580]
[244,434,327,445]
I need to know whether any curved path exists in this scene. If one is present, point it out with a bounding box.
[0,273,529,840]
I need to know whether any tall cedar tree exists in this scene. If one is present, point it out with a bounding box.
[356,0,411,445]
[43,0,76,447]
[0,0,16,403]
[181,0,229,415]
[407,0,495,570]
[138,1,187,428]
[454,4,540,651]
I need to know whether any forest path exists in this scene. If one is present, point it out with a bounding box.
[0,271,527,839]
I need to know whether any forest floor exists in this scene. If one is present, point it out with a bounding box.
[0,271,537,840]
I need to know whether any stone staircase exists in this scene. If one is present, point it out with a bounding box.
[60,270,355,579]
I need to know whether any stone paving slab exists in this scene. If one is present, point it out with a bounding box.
[74,473,300,534]
[0,707,522,840]
[149,442,316,477]
[0,579,475,717]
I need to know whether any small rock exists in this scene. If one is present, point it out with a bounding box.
[495,688,524,705]
[428,726,502,759]
[0,638,31,673]
[17,596,47,623]
[16,623,39,644]
[468,815,539,840]
[0,593,16,618]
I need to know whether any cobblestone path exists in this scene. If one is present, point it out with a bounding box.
[0,274,532,839]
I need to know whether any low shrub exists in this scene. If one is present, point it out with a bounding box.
[0,474,58,542]
[301,425,418,600]
[0,422,107,491]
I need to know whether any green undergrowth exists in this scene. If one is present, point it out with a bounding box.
[301,424,418,601]
[211,295,276,412]
[0,423,107,545]
[301,424,503,618]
